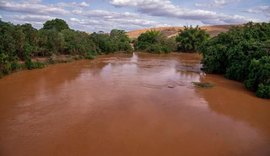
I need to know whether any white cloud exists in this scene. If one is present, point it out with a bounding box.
[195,0,243,8]
[245,6,270,17]
[71,9,169,31]
[23,0,42,3]
[72,9,137,19]
[4,14,56,28]
[110,0,254,24]
[0,0,69,15]
[56,1,89,8]
[0,0,262,32]
[79,2,89,7]
[13,15,56,22]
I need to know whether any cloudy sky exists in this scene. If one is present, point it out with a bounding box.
[0,0,269,32]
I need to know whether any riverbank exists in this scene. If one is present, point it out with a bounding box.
[0,52,200,79]
[0,54,88,78]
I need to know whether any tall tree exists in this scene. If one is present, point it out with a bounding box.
[43,18,69,31]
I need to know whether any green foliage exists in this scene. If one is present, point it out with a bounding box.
[135,30,176,53]
[200,22,270,98]
[256,84,270,98]
[244,56,270,91]
[0,53,12,75]
[0,21,16,56]
[25,58,45,70]
[42,18,69,31]
[110,29,132,52]
[38,29,65,56]
[176,26,209,52]
[21,24,39,56]
[62,29,97,57]
[90,29,132,54]
[85,52,96,60]
[0,19,133,77]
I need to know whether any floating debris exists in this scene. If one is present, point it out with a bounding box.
[192,82,214,88]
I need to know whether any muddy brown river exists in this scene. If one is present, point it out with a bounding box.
[0,53,269,156]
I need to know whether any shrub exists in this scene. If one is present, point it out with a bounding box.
[176,26,209,52]
[200,22,270,98]
[256,84,270,98]
[0,53,12,75]
[135,30,176,53]
[25,58,45,70]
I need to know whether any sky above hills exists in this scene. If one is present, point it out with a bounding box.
[0,0,269,32]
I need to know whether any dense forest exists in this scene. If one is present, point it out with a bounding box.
[0,19,132,76]
[0,18,269,98]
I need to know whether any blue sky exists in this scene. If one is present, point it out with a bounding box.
[0,0,269,32]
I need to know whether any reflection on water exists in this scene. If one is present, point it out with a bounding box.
[130,52,138,63]
[0,53,269,156]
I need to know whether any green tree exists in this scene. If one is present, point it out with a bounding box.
[38,29,65,56]
[0,20,16,56]
[20,24,39,57]
[62,29,97,57]
[90,30,132,54]
[176,26,209,52]
[110,29,132,52]
[135,30,176,53]
[244,56,270,92]
[43,18,69,31]
[200,22,270,98]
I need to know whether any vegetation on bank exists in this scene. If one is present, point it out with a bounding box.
[134,24,269,98]
[134,26,209,53]
[134,30,176,53]
[0,19,132,77]
[200,22,270,98]
[176,26,209,52]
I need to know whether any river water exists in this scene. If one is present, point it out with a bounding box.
[0,53,269,156]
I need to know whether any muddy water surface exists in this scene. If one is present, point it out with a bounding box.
[0,53,269,156]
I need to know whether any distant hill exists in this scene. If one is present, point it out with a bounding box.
[127,25,233,39]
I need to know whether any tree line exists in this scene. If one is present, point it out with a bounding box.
[0,18,132,76]
[134,26,208,53]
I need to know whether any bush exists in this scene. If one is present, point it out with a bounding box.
[90,29,132,54]
[25,58,45,70]
[62,29,98,57]
[176,26,209,52]
[200,22,270,98]
[135,30,176,53]
[0,53,12,75]
[256,84,270,98]
[244,56,270,92]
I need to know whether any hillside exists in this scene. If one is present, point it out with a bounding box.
[127,25,232,39]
